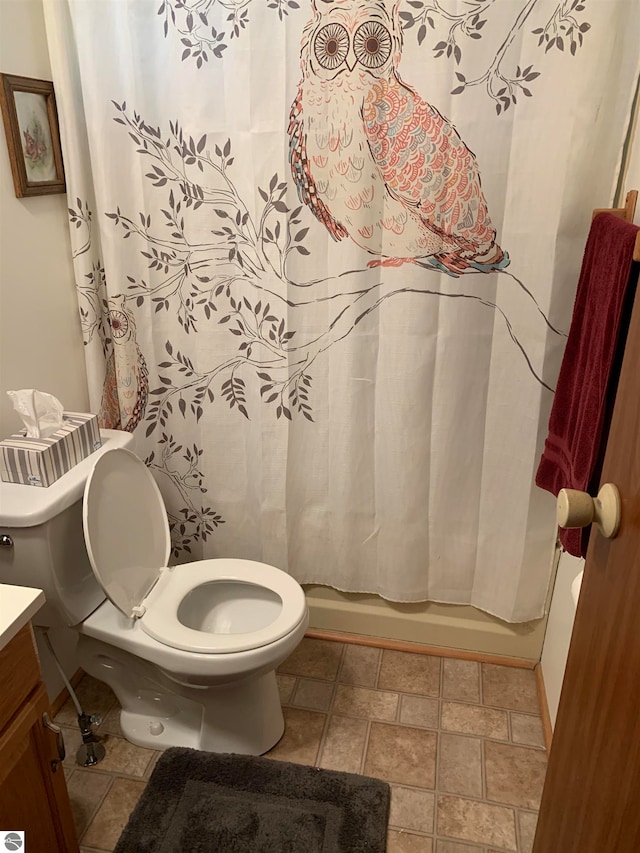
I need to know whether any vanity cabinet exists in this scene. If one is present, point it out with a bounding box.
[0,624,79,852]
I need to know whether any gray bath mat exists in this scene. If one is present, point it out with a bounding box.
[114,747,390,853]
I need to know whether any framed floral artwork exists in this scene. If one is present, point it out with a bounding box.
[0,74,66,197]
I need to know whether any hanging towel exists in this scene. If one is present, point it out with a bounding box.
[535,212,639,557]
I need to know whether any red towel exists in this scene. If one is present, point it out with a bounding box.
[536,213,639,557]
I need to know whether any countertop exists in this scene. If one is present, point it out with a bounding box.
[0,584,45,649]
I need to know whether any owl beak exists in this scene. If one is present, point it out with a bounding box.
[345,49,357,72]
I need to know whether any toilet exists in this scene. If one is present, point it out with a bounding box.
[0,430,308,755]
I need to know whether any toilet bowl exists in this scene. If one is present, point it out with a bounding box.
[0,433,308,755]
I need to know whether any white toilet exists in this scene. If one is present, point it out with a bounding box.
[0,430,308,755]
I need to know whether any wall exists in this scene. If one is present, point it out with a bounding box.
[0,0,88,437]
[0,0,89,701]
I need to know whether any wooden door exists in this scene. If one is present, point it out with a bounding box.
[533,276,640,850]
[0,684,79,853]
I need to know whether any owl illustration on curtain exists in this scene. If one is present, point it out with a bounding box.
[288,0,508,275]
[99,302,149,432]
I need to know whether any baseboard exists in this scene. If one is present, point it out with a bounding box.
[50,668,84,716]
[305,586,546,661]
[535,663,553,751]
[306,629,536,669]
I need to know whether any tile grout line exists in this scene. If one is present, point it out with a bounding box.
[284,675,298,708]
[328,643,347,712]
[481,735,488,805]
[334,641,348,685]
[314,711,331,767]
[289,675,304,707]
[315,642,346,765]
[432,655,445,842]
[433,729,442,840]
[514,808,524,853]
[359,719,372,776]
[374,644,384,689]
[78,773,115,846]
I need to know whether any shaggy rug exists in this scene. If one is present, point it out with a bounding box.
[114,747,390,853]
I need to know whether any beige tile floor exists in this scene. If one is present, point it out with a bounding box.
[55,638,547,853]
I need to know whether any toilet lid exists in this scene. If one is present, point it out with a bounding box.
[83,448,171,618]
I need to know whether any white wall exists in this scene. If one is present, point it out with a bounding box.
[0,0,89,437]
[0,0,89,701]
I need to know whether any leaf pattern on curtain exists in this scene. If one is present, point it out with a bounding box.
[68,94,562,555]
[75,101,560,415]
[158,0,591,113]
[48,0,636,621]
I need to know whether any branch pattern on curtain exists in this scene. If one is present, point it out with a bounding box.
[159,0,592,113]
[46,0,639,620]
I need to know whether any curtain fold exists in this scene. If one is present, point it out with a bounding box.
[44,0,639,621]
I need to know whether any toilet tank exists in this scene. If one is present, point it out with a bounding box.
[0,429,135,627]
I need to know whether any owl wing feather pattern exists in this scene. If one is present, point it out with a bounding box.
[127,353,149,433]
[99,351,122,430]
[363,77,500,261]
[288,88,348,241]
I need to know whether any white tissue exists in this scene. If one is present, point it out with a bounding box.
[7,389,65,439]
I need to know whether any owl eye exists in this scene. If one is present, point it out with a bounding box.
[314,23,349,70]
[108,310,129,339]
[354,21,392,69]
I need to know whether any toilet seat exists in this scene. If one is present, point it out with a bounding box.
[138,559,307,654]
[83,448,306,655]
[83,447,171,620]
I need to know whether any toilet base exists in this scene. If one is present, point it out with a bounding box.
[119,672,285,755]
[77,634,286,755]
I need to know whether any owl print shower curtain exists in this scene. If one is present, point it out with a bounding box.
[45,0,639,621]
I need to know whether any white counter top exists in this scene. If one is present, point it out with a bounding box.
[0,584,45,649]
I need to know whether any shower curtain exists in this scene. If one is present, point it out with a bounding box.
[44,0,639,622]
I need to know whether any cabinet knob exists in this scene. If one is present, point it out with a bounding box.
[557,483,621,538]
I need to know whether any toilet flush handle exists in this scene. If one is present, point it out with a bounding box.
[557,483,621,539]
[0,534,13,548]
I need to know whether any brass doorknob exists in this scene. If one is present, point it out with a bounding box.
[557,483,621,538]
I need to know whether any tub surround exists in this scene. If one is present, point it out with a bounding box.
[0,582,45,648]
[305,585,549,661]
[540,551,584,726]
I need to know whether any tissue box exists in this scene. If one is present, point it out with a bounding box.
[0,412,102,487]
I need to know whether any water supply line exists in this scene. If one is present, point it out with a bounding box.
[38,627,106,767]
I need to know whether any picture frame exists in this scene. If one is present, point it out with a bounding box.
[0,73,66,198]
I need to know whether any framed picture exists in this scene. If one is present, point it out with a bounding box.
[0,73,66,198]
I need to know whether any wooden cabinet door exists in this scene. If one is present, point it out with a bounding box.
[533,279,640,850]
[0,684,79,853]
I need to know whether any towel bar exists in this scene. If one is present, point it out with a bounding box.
[592,189,640,261]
